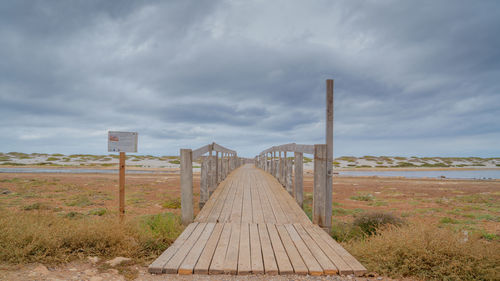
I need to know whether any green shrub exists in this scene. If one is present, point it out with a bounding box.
[162,197,181,209]
[350,193,375,201]
[353,212,403,236]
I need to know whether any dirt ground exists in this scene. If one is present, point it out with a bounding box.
[0,261,402,281]
[0,169,498,280]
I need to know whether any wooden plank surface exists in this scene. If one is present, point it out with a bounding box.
[148,222,198,273]
[284,224,323,276]
[194,223,224,274]
[275,224,308,275]
[249,223,264,274]
[238,223,251,274]
[267,224,293,274]
[258,223,278,275]
[293,223,337,275]
[151,164,366,276]
[209,223,232,274]
[164,223,207,274]
[224,223,240,274]
[178,223,216,274]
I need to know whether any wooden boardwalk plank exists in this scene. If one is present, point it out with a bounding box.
[266,224,293,274]
[224,223,241,274]
[238,223,251,275]
[284,224,323,276]
[311,224,367,276]
[194,223,224,274]
[148,222,198,274]
[195,179,227,222]
[178,223,216,274]
[204,177,233,223]
[250,172,265,223]
[241,176,253,223]
[249,223,264,274]
[258,223,278,275]
[209,223,232,274]
[293,224,338,275]
[275,224,308,275]
[304,224,353,275]
[164,223,207,274]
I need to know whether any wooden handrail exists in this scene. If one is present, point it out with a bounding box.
[180,142,241,225]
[259,143,314,155]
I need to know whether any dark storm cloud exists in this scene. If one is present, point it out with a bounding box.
[0,0,499,156]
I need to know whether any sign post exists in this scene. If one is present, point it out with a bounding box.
[108,131,138,220]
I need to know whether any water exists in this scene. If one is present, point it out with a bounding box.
[0,167,499,179]
[338,169,500,180]
[0,168,175,174]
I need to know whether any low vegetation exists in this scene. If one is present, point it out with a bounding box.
[344,222,500,280]
[0,210,183,264]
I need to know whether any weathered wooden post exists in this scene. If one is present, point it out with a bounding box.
[271,151,275,176]
[209,151,216,196]
[275,151,280,179]
[286,157,293,195]
[180,148,193,225]
[222,152,226,180]
[200,156,209,209]
[280,151,284,184]
[119,151,125,219]
[216,151,220,184]
[294,151,304,207]
[326,79,334,231]
[313,144,330,231]
[283,151,288,187]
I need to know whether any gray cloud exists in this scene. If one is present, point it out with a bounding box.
[1,0,499,157]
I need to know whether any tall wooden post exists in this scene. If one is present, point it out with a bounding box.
[294,152,303,207]
[119,152,125,219]
[180,149,193,225]
[326,79,334,231]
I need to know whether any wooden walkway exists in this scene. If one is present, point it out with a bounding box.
[149,164,366,276]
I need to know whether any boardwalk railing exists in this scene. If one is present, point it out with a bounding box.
[255,79,334,232]
[180,142,241,225]
[255,143,332,231]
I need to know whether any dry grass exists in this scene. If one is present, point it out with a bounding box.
[344,222,500,281]
[0,210,183,264]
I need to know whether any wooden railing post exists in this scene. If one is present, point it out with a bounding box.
[215,151,220,184]
[276,151,280,180]
[313,144,331,231]
[209,152,216,196]
[222,153,226,179]
[278,150,284,185]
[271,151,275,176]
[180,148,193,225]
[200,156,209,209]
[294,152,303,207]
[286,157,293,195]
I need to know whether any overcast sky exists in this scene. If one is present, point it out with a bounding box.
[1,0,499,157]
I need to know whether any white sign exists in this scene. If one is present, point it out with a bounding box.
[108,131,138,152]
